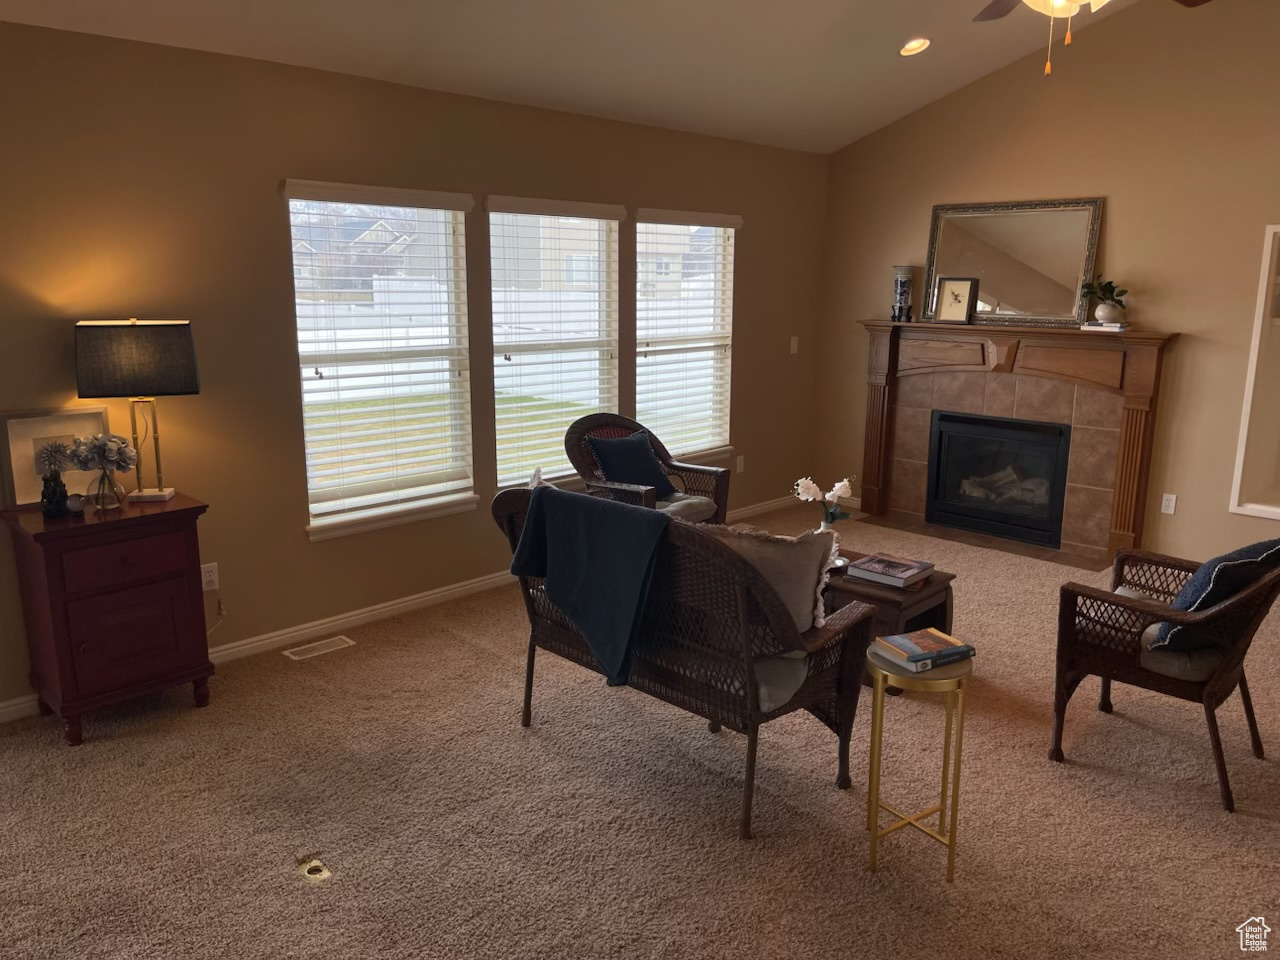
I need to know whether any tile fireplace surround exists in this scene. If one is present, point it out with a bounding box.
[859,321,1176,557]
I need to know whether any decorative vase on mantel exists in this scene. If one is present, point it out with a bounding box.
[1094,302,1125,325]
[90,468,127,511]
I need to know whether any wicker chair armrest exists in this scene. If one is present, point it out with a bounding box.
[1062,581,1187,619]
[584,479,657,509]
[665,460,730,523]
[1060,580,1211,656]
[795,599,874,655]
[666,460,729,479]
[1112,549,1199,596]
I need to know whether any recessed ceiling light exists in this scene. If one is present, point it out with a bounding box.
[900,38,931,57]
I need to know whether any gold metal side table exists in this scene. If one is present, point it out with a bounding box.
[865,647,972,882]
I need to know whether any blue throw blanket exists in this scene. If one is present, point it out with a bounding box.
[510,486,670,684]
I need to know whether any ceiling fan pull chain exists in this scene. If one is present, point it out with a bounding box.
[1044,13,1055,76]
[1065,11,1073,45]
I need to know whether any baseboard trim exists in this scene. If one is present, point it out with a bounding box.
[0,693,40,724]
[726,495,861,523]
[726,496,796,522]
[209,569,517,666]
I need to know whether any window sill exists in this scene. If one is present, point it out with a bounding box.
[671,445,733,465]
[306,492,480,543]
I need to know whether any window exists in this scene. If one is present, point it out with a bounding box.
[1231,224,1280,518]
[564,254,600,285]
[636,212,738,456]
[286,181,476,538]
[490,197,622,485]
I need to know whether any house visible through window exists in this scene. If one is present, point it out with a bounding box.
[490,201,621,484]
[564,254,600,286]
[636,217,736,456]
[285,183,475,536]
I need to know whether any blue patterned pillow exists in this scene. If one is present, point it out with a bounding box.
[1152,539,1280,650]
[586,430,676,499]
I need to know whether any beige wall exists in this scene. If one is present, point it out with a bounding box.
[818,0,1280,561]
[0,24,829,703]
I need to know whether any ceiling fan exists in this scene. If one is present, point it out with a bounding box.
[974,0,1215,23]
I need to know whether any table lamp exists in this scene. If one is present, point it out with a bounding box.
[75,319,200,502]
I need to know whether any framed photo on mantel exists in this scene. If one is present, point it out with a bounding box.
[934,277,979,324]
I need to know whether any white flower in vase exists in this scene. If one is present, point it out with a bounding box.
[794,474,857,531]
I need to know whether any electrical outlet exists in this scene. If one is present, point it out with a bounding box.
[736,455,745,473]
[201,562,219,592]
[1160,493,1177,515]
[789,336,799,355]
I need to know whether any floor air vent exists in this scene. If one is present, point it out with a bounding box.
[283,635,355,660]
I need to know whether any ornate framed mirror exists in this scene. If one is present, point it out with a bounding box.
[922,197,1104,328]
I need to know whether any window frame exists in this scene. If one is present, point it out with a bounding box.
[488,196,624,486]
[634,209,741,460]
[284,180,479,541]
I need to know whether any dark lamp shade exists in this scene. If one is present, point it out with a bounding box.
[75,321,200,398]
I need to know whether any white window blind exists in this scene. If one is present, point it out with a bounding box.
[286,189,473,530]
[491,210,619,484]
[636,220,735,456]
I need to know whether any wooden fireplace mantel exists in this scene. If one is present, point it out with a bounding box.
[859,320,1177,553]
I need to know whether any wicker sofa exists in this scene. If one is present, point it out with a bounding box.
[492,488,874,838]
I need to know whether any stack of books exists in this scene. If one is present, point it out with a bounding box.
[1080,320,1130,333]
[845,552,934,589]
[874,628,975,673]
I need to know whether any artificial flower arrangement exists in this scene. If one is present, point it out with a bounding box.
[793,475,856,531]
[71,433,138,509]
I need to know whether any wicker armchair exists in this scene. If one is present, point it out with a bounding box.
[564,413,731,524]
[1051,548,1280,811]
[492,488,874,838]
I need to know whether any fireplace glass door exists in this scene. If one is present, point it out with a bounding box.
[926,411,1072,547]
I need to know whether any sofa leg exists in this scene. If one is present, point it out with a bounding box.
[836,712,853,790]
[1239,672,1265,760]
[708,721,721,733]
[740,725,759,840]
[1098,677,1113,714]
[1049,674,1075,763]
[521,640,536,728]
[1204,704,1235,813]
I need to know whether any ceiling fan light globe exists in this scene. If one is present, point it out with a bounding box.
[1020,0,1082,15]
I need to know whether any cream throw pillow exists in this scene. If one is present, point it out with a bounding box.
[702,525,839,632]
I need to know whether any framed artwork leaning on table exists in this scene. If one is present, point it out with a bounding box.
[2,407,109,508]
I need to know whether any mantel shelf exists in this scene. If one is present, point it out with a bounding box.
[862,320,1176,349]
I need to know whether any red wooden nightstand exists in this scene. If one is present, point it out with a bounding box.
[2,494,214,745]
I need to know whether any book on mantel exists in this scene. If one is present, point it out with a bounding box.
[845,552,934,588]
[874,628,974,673]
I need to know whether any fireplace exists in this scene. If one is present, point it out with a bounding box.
[926,411,1072,547]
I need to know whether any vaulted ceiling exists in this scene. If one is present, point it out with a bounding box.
[0,0,1141,153]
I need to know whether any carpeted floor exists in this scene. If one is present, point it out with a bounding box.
[1,504,1277,959]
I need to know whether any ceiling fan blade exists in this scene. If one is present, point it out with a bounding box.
[1168,0,1215,6]
[974,0,1023,22]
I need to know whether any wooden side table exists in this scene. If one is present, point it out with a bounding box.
[825,552,956,638]
[865,647,971,882]
[2,495,214,745]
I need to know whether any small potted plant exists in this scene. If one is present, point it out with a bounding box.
[36,441,72,519]
[1081,275,1128,325]
[793,475,856,533]
[71,433,138,510]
